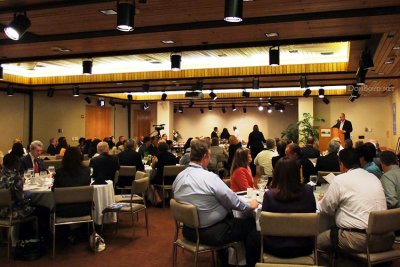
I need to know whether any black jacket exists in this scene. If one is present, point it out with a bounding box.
[90,153,119,184]
[117,149,145,186]
[20,154,47,173]
[316,152,340,172]
[332,120,353,140]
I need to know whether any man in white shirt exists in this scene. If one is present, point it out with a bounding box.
[254,139,277,184]
[318,149,394,254]
[233,126,241,142]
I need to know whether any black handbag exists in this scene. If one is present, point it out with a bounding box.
[14,238,46,261]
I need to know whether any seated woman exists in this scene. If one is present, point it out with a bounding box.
[208,138,228,173]
[230,148,255,192]
[261,157,316,258]
[228,135,242,171]
[53,147,91,218]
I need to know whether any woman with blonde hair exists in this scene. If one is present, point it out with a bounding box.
[228,135,242,171]
[230,148,255,192]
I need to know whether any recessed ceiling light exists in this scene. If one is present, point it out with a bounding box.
[289,50,298,53]
[265,32,279,38]
[51,46,71,52]
[161,40,175,44]
[385,59,395,64]
[393,46,400,50]
[321,52,334,55]
[116,82,124,85]
[99,9,117,15]
[378,72,385,75]
[150,61,161,64]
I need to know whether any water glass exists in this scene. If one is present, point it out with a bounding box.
[28,168,34,177]
[23,171,32,183]
[48,166,55,176]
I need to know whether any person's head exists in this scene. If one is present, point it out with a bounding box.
[150,136,159,146]
[328,139,341,154]
[356,142,376,167]
[78,137,86,146]
[62,147,83,171]
[183,137,193,150]
[166,140,173,148]
[306,136,315,146]
[211,138,219,146]
[285,143,301,160]
[161,133,168,141]
[339,113,346,122]
[50,137,58,146]
[158,142,169,152]
[380,151,399,173]
[143,136,151,146]
[97,141,109,154]
[3,153,20,171]
[266,139,276,150]
[11,142,24,158]
[222,128,228,133]
[253,125,259,132]
[276,140,287,157]
[233,126,237,131]
[355,140,364,149]
[118,136,125,142]
[230,148,251,174]
[228,135,239,145]
[338,148,360,172]
[29,140,44,158]
[190,139,211,167]
[344,139,353,149]
[213,127,218,132]
[58,136,68,148]
[13,138,22,144]
[271,157,301,202]
[125,138,137,151]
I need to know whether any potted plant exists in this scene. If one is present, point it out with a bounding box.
[297,112,325,144]
[281,123,299,143]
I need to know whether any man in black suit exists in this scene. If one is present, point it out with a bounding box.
[46,137,59,155]
[20,140,47,173]
[332,113,353,140]
[211,127,219,138]
[90,141,119,184]
[117,139,144,187]
[285,142,316,183]
[316,139,341,172]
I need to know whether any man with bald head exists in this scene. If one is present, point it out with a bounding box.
[332,113,353,140]
[90,141,119,184]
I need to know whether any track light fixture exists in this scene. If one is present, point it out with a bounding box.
[0,65,3,80]
[300,76,308,88]
[258,103,264,111]
[173,107,177,113]
[189,100,194,108]
[209,91,217,100]
[232,104,237,111]
[200,108,204,114]
[117,0,135,32]
[356,67,367,85]
[243,107,247,113]
[252,77,259,90]
[269,46,280,66]
[4,12,31,40]
[47,87,55,97]
[361,49,374,70]
[208,105,213,111]
[84,96,92,104]
[196,81,203,91]
[242,90,250,98]
[72,86,79,97]
[98,98,105,107]
[82,58,93,75]
[303,88,311,97]
[161,91,167,101]
[109,99,116,106]
[322,97,330,105]
[178,106,184,113]
[127,94,133,101]
[280,106,285,112]
[6,85,14,96]
[222,107,226,113]
[171,53,181,71]
[224,0,243,22]
[143,102,149,110]
[349,86,361,102]
[318,88,325,99]
[142,83,150,93]
[267,106,273,113]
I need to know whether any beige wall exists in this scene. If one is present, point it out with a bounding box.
[314,95,392,148]
[173,104,299,142]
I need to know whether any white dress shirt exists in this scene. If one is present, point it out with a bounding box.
[254,149,277,177]
[319,168,387,229]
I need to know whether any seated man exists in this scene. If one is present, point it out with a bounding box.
[90,141,119,184]
[318,149,394,254]
[301,136,320,159]
[285,143,316,183]
[316,139,340,172]
[20,140,47,174]
[380,151,400,209]
[357,142,383,178]
[173,139,259,267]
[46,137,59,156]
[117,139,144,187]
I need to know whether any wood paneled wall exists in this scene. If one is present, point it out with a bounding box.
[85,106,112,139]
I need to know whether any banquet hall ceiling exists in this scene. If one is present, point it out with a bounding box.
[0,0,399,102]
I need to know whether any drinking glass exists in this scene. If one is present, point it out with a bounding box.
[48,166,55,176]
[257,180,268,190]
[28,168,34,177]
[24,171,32,184]
[143,156,149,165]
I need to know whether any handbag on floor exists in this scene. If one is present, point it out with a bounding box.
[14,238,46,261]
[89,232,106,252]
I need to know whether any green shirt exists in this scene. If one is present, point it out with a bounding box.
[381,165,400,209]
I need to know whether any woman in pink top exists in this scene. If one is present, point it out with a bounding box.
[230,148,255,192]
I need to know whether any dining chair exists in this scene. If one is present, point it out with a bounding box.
[155,165,186,208]
[255,263,322,267]
[51,186,95,259]
[170,199,239,267]
[43,159,62,169]
[339,208,400,267]
[114,171,148,203]
[317,171,341,184]
[259,211,319,265]
[114,166,137,193]
[0,189,38,259]
[102,176,149,238]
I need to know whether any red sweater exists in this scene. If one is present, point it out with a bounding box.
[230,167,255,192]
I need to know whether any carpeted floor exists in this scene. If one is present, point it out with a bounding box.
[1,206,400,267]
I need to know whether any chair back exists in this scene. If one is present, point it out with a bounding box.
[0,189,11,207]
[260,212,319,237]
[53,186,94,204]
[82,160,90,167]
[132,176,149,195]
[163,165,185,177]
[43,160,62,169]
[367,208,400,235]
[317,171,341,184]
[119,165,137,177]
[170,198,199,229]
[135,171,147,180]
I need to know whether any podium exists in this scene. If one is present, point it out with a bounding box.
[319,128,344,152]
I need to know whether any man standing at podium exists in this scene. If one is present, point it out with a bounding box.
[332,113,353,140]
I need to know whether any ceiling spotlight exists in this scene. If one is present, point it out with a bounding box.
[209,91,217,100]
[318,88,325,99]
[6,85,14,96]
[242,90,250,98]
[280,106,285,112]
[200,108,204,114]
[196,80,203,91]
[116,1,135,32]
[0,65,3,80]
[258,103,264,111]
[208,105,213,111]
[243,107,247,113]
[232,104,237,111]
[269,46,280,66]
[356,67,367,85]
[84,96,92,104]
[142,83,150,93]
[361,49,374,70]
[300,76,308,88]
[303,88,311,97]
[72,86,79,97]
[47,87,55,97]
[4,12,31,40]
[349,87,361,102]
[224,0,243,22]
[143,102,149,110]
[109,99,116,106]
[222,107,226,113]
[82,58,93,75]
[127,94,133,101]
[171,53,181,71]
[322,97,330,105]
[267,106,272,113]
[173,107,177,113]
[252,77,259,90]
[161,92,167,101]
[178,106,184,113]
[189,100,194,108]
[98,98,105,107]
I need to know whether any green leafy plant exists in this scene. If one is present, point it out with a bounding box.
[281,123,299,143]
[297,112,325,144]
